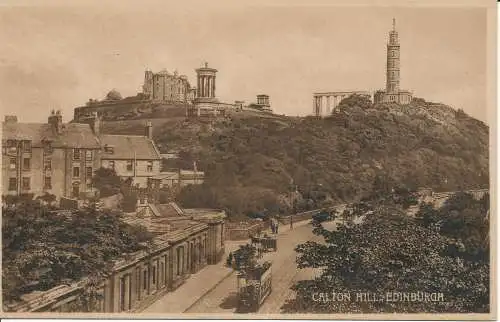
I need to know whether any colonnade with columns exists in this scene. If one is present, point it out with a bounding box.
[197,74,216,98]
[313,91,371,117]
[195,62,217,100]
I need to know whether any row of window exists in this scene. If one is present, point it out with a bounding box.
[4,140,31,153]
[8,177,30,191]
[3,143,95,161]
[8,167,93,192]
[107,160,154,172]
[72,149,93,161]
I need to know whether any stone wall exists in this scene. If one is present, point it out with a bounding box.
[226,221,265,241]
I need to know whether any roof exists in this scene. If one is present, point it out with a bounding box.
[2,122,100,149]
[122,212,172,235]
[156,202,185,217]
[123,202,208,241]
[183,208,226,222]
[99,134,161,160]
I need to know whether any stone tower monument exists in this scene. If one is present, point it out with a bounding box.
[386,18,400,94]
[374,18,412,105]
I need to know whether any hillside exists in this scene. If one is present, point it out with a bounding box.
[102,96,489,218]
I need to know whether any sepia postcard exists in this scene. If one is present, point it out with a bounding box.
[0,0,496,320]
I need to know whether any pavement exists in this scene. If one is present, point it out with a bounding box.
[140,217,314,314]
[185,220,327,314]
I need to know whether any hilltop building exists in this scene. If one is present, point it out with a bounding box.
[313,91,371,116]
[373,18,412,105]
[312,19,413,117]
[142,69,196,103]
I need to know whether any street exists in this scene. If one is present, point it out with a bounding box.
[185,221,326,314]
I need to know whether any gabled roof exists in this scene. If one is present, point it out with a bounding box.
[99,134,161,160]
[2,122,100,149]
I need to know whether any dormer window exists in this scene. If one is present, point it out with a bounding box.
[23,140,32,153]
[73,148,81,160]
[104,145,114,154]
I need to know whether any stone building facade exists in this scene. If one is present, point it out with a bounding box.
[373,19,413,105]
[2,112,167,199]
[97,120,162,188]
[2,112,101,200]
[143,69,196,103]
[5,202,226,313]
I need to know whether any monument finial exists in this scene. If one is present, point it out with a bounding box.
[392,18,396,31]
[204,61,208,68]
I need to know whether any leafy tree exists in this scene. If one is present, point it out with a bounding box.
[2,199,153,306]
[286,202,489,313]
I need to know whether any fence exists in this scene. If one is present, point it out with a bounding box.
[277,206,339,225]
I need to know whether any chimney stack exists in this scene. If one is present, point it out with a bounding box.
[4,115,17,123]
[145,121,153,139]
[48,110,63,134]
[90,112,101,136]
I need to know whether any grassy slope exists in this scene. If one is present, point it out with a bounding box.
[102,97,489,218]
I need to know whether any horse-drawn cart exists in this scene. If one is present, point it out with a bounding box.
[236,261,272,312]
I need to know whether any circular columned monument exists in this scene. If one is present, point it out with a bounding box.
[195,62,218,103]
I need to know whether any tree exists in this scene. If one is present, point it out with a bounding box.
[2,199,153,307]
[92,167,122,197]
[285,202,489,313]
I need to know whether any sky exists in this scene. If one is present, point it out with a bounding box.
[0,0,492,123]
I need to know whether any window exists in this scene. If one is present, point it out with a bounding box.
[147,161,153,172]
[108,161,115,170]
[44,159,52,171]
[86,167,93,179]
[44,177,52,189]
[73,166,80,178]
[143,270,148,291]
[23,158,31,171]
[9,157,16,170]
[152,266,156,285]
[126,160,133,171]
[8,178,17,191]
[22,177,30,190]
[7,140,17,154]
[85,150,93,161]
[73,148,81,160]
[23,140,32,153]
[104,146,114,154]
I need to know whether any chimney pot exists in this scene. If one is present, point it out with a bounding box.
[4,115,17,123]
[145,121,153,139]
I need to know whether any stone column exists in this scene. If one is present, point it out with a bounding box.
[210,76,214,97]
[211,76,216,97]
[326,96,331,115]
[197,76,201,97]
[203,76,207,97]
